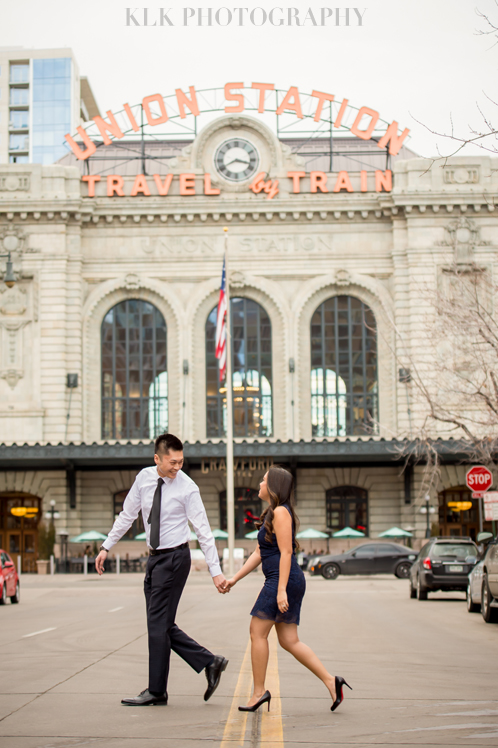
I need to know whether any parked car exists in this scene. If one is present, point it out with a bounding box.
[481,536,498,623]
[0,550,20,604]
[409,537,478,600]
[466,558,484,612]
[309,542,416,580]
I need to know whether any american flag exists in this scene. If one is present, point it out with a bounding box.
[215,258,227,382]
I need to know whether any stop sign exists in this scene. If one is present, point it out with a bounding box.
[466,466,493,492]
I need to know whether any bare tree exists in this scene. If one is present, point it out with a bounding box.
[413,3,498,160]
[391,256,498,500]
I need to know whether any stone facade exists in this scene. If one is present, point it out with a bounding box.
[0,116,497,560]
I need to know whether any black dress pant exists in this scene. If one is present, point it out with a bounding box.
[144,546,213,695]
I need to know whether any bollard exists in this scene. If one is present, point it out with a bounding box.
[17,555,21,577]
[83,554,88,575]
[116,554,120,575]
[50,555,55,575]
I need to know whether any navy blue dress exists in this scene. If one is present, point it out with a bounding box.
[250,504,306,625]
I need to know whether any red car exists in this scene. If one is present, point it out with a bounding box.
[0,550,20,604]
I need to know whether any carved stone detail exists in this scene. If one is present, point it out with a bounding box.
[229,270,246,289]
[0,174,30,192]
[437,217,489,264]
[443,167,479,185]
[124,273,141,290]
[0,286,27,316]
[335,268,351,286]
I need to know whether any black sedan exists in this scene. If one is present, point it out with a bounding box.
[309,542,416,580]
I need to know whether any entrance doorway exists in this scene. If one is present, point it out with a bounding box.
[0,493,41,572]
[438,486,493,540]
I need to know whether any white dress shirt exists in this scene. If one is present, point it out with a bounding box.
[103,466,222,577]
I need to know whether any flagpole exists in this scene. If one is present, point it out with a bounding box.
[224,227,235,578]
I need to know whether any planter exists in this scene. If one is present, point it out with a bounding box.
[36,559,50,575]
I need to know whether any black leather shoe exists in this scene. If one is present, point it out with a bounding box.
[121,688,168,706]
[204,655,229,701]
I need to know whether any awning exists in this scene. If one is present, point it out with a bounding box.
[0,438,483,471]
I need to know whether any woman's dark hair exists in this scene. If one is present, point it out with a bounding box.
[257,465,300,548]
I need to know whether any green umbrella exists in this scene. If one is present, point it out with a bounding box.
[134,531,147,541]
[378,526,413,538]
[190,530,198,541]
[296,528,329,539]
[212,529,229,539]
[70,530,108,542]
[245,530,259,539]
[332,527,365,538]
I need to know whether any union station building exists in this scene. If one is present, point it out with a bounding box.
[0,83,496,569]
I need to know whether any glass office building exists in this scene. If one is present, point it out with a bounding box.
[2,50,83,165]
[32,57,72,165]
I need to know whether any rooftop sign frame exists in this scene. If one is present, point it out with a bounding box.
[64,83,410,174]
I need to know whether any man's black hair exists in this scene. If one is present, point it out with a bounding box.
[154,433,183,455]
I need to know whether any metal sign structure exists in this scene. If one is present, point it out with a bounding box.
[63,84,410,177]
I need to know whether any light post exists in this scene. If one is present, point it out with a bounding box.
[420,495,436,539]
[45,499,60,527]
[58,530,69,573]
[0,252,16,288]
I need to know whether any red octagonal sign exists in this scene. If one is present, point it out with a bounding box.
[466,466,493,492]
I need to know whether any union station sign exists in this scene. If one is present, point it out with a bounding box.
[68,82,409,199]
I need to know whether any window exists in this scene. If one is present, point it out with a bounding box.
[9,134,29,151]
[101,299,167,440]
[326,486,368,535]
[219,488,262,539]
[10,64,29,83]
[9,155,28,164]
[352,545,376,556]
[113,490,144,539]
[10,88,29,106]
[311,296,378,436]
[10,110,29,129]
[206,297,272,437]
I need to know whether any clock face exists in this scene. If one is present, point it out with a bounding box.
[214,138,260,182]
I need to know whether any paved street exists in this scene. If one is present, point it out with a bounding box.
[1,569,497,748]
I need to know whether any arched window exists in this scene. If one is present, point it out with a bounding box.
[101,299,167,439]
[311,295,377,436]
[219,488,262,539]
[206,297,272,437]
[326,486,368,535]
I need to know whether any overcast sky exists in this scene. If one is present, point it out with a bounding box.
[1,0,497,157]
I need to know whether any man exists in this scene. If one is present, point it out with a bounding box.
[95,433,229,706]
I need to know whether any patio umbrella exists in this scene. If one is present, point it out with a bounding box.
[70,531,108,542]
[296,528,329,539]
[212,529,229,539]
[190,530,198,541]
[378,527,413,538]
[134,532,147,541]
[245,530,259,539]
[332,527,365,538]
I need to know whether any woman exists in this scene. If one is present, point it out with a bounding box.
[226,466,352,713]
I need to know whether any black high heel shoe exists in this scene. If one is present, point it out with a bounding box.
[331,676,352,712]
[238,690,271,712]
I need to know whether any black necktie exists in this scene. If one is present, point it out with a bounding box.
[148,478,164,550]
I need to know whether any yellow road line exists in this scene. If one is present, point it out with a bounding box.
[220,638,253,747]
[260,628,284,747]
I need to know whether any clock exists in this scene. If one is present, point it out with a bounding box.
[214,138,260,182]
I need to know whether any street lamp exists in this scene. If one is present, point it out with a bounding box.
[420,495,436,538]
[45,499,60,527]
[0,252,16,288]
